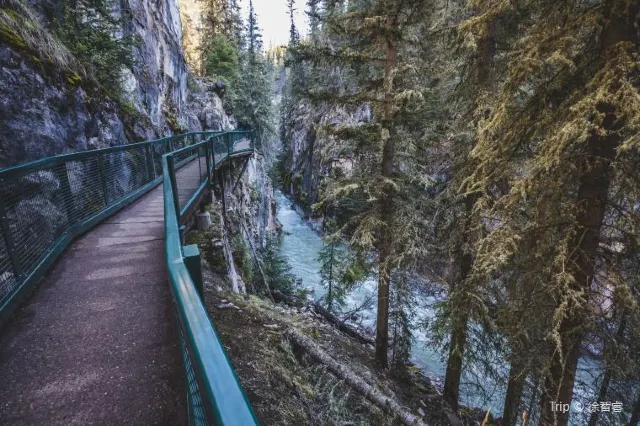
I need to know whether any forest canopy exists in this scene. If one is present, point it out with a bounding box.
[276,1,640,425]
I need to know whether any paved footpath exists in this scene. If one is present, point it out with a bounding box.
[0,181,187,425]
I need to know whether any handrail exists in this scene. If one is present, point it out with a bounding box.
[0,129,257,424]
[0,131,219,178]
[163,149,257,425]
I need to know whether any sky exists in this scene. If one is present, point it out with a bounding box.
[239,0,308,48]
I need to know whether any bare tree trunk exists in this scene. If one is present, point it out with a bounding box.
[443,313,467,412]
[375,39,397,369]
[312,302,374,344]
[240,221,276,303]
[286,328,427,426]
[502,358,527,426]
[443,195,475,411]
[220,212,245,294]
[327,242,334,311]
[588,315,627,426]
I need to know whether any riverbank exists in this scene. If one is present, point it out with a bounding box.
[200,265,454,425]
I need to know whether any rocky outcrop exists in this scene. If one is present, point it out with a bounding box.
[283,100,370,222]
[0,0,230,167]
[222,153,276,246]
[0,44,129,166]
[203,152,277,293]
[185,78,234,131]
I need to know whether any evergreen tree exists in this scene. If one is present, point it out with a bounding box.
[317,228,343,312]
[246,0,263,67]
[203,34,239,83]
[216,0,274,150]
[297,0,438,368]
[317,218,366,312]
[436,4,510,413]
[461,1,639,424]
[260,236,296,296]
[55,0,135,95]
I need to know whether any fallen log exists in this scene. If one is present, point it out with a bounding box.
[311,302,375,345]
[285,328,428,426]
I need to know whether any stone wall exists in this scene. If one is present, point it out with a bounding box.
[0,0,230,168]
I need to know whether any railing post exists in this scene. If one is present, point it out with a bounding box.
[0,196,22,278]
[167,155,181,222]
[183,244,203,299]
[55,163,75,223]
[147,145,156,179]
[98,153,109,207]
[204,138,212,182]
[211,138,216,173]
[226,132,232,163]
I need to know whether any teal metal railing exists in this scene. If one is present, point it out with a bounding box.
[0,129,257,424]
[163,132,257,425]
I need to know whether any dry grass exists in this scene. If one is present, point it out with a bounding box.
[0,0,84,78]
[203,285,399,425]
[201,275,453,425]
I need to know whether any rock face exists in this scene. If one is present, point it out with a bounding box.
[0,0,230,168]
[177,0,206,74]
[0,45,125,166]
[116,0,190,129]
[283,100,370,223]
[221,153,276,246]
[185,78,234,132]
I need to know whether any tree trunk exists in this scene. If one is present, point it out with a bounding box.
[286,328,427,426]
[443,316,467,412]
[443,194,475,411]
[538,3,637,424]
[327,242,334,312]
[502,358,527,426]
[240,221,275,303]
[629,392,640,426]
[538,106,616,426]
[312,302,374,345]
[442,18,495,409]
[220,212,245,294]
[588,315,627,426]
[374,39,397,369]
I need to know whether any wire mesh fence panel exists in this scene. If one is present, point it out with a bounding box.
[1,164,71,278]
[151,140,168,178]
[198,146,208,183]
[67,158,106,223]
[232,133,252,154]
[174,148,197,166]
[205,137,215,167]
[174,147,206,211]
[0,230,17,304]
[213,135,228,167]
[179,321,210,426]
[102,147,151,205]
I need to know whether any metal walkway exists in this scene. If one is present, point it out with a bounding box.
[0,132,258,425]
[0,181,184,425]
